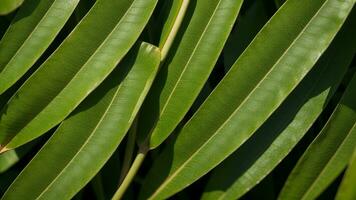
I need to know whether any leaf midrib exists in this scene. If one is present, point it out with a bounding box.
[301,121,356,200]
[149,0,330,198]
[152,0,223,138]
[218,51,336,200]
[2,0,138,148]
[0,0,66,74]
[34,83,125,200]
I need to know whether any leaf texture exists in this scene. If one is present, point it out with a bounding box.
[138,0,243,149]
[0,0,80,94]
[278,73,356,200]
[201,11,356,199]
[1,42,160,200]
[139,0,355,199]
[0,0,158,152]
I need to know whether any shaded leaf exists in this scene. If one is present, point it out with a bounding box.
[138,0,244,149]
[278,73,356,200]
[139,0,355,199]
[0,0,80,94]
[201,10,356,199]
[1,42,160,200]
[0,0,158,152]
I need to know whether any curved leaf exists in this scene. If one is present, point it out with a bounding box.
[278,73,356,200]
[0,0,80,94]
[0,0,158,152]
[139,0,354,199]
[0,0,24,15]
[1,42,160,200]
[336,148,356,200]
[138,0,243,149]
[201,12,356,199]
[222,0,270,71]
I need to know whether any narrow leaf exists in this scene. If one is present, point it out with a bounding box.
[0,0,158,152]
[138,0,244,149]
[278,73,356,200]
[336,147,356,200]
[0,0,80,94]
[201,11,356,199]
[140,0,355,199]
[1,42,160,200]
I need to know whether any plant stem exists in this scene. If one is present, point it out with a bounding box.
[112,148,147,200]
[119,118,138,183]
[159,0,190,61]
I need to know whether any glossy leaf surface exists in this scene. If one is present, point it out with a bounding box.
[0,0,158,152]
[279,73,356,200]
[201,12,356,199]
[1,42,160,200]
[0,0,79,94]
[140,0,355,199]
[138,0,243,149]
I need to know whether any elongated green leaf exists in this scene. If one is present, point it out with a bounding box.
[223,0,270,71]
[278,74,356,200]
[0,0,158,152]
[139,0,355,199]
[0,0,80,94]
[1,42,160,200]
[0,140,36,173]
[138,0,244,149]
[0,0,23,15]
[336,148,356,200]
[201,12,356,199]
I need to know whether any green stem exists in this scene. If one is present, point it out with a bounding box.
[119,118,138,183]
[159,0,190,61]
[112,148,147,200]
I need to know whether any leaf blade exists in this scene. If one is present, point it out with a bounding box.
[140,0,355,199]
[0,0,158,151]
[1,42,160,200]
[138,0,244,149]
[0,0,80,94]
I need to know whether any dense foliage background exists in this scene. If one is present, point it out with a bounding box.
[0,0,355,199]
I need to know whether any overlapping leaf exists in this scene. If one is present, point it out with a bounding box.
[0,0,80,94]
[336,148,356,200]
[201,11,356,199]
[1,42,160,200]
[0,0,158,152]
[279,73,356,200]
[138,0,244,149]
[139,0,355,199]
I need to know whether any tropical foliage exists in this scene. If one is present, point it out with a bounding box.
[0,0,355,199]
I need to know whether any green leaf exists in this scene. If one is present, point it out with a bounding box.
[201,11,356,199]
[139,0,355,199]
[223,0,270,71]
[154,0,189,60]
[138,0,244,149]
[0,0,80,94]
[336,148,356,200]
[0,140,36,173]
[0,0,24,15]
[0,0,158,152]
[278,74,356,200]
[1,42,160,200]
